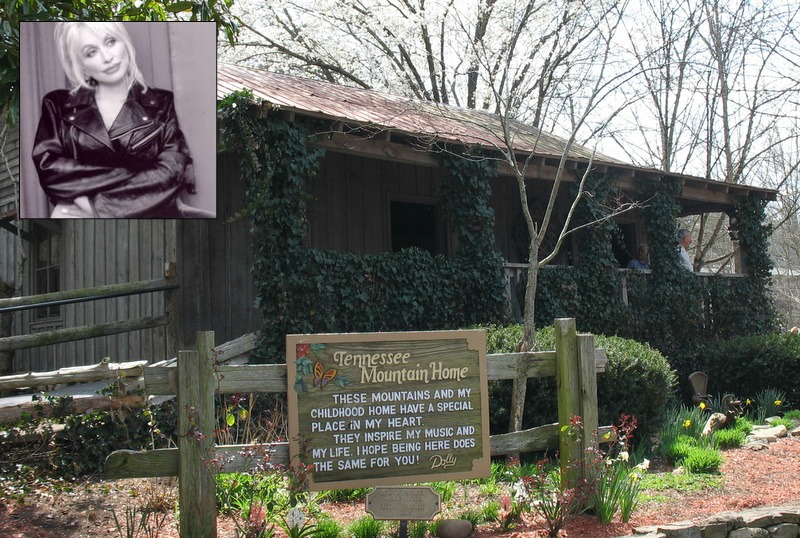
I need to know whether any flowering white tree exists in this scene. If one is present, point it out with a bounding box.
[225,1,644,447]
[607,0,800,271]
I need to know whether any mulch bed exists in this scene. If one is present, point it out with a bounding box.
[1,436,798,537]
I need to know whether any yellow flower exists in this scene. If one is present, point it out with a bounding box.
[699,402,706,410]
[683,419,692,429]
[746,399,752,406]
[775,400,782,406]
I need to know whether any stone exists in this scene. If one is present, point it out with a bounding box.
[747,425,788,442]
[778,506,800,524]
[704,511,744,531]
[790,425,800,437]
[435,519,472,538]
[655,521,701,538]
[766,523,799,538]
[739,508,783,528]
[703,413,728,436]
[700,522,729,538]
[729,529,769,538]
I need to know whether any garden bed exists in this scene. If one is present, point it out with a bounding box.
[1,436,798,537]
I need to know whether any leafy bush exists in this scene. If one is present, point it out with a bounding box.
[732,417,753,435]
[347,516,384,538]
[52,403,175,477]
[683,447,723,474]
[784,409,800,421]
[315,516,344,538]
[427,481,456,503]
[485,325,677,442]
[662,435,695,466]
[769,418,795,430]
[713,429,745,449]
[324,488,371,503]
[702,333,800,407]
[216,472,288,516]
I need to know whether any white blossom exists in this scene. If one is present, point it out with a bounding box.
[286,507,306,530]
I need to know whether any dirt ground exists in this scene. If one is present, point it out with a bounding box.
[1,436,799,537]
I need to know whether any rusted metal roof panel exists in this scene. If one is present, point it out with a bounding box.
[218,63,615,163]
[217,63,777,202]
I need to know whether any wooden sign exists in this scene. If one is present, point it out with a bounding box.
[366,487,441,520]
[286,330,490,491]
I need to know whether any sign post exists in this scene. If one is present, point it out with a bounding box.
[286,330,490,490]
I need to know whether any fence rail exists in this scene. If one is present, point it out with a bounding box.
[0,275,176,357]
[0,278,176,313]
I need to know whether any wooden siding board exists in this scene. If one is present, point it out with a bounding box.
[0,128,20,214]
[362,156,383,253]
[129,222,141,360]
[346,156,365,252]
[328,152,348,252]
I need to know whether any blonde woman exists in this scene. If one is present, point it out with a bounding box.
[32,22,197,218]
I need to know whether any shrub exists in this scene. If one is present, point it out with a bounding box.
[427,481,456,503]
[769,418,795,430]
[683,447,723,474]
[52,405,173,477]
[732,417,753,435]
[316,516,344,538]
[216,472,287,516]
[783,409,800,421]
[347,516,384,538]
[324,488,370,503]
[713,429,745,449]
[484,325,677,443]
[662,435,695,466]
[702,333,800,407]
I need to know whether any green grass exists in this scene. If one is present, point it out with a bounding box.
[639,471,724,494]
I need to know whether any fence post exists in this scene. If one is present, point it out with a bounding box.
[577,333,599,480]
[178,331,217,538]
[555,318,581,488]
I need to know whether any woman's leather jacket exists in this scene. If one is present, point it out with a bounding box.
[32,83,195,218]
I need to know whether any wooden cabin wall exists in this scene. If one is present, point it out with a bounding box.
[307,151,443,254]
[174,152,261,352]
[0,128,19,216]
[12,219,171,372]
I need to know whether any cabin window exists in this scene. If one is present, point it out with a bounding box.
[390,200,442,255]
[32,227,61,320]
[614,222,638,267]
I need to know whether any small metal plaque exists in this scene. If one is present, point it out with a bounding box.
[366,486,441,520]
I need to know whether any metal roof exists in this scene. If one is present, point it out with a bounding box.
[218,63,617,162]
[217,63,776,202]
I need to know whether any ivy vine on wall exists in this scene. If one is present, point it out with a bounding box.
[218,90,775,378]
[218,93,508,361]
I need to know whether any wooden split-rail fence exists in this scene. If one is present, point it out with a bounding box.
[96,318,613,538]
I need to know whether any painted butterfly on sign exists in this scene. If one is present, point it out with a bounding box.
[313,361,338,389]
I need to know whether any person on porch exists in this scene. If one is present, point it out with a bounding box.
[627,244,651,270]
[678,228,693,271]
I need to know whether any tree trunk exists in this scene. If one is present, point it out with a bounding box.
[507,243,539,461]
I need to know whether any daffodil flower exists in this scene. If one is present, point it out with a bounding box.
[775,400,783,406]
[699,402,706,410]
[683,419,692,429]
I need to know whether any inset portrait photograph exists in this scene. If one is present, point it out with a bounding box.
[20,22,216,219]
